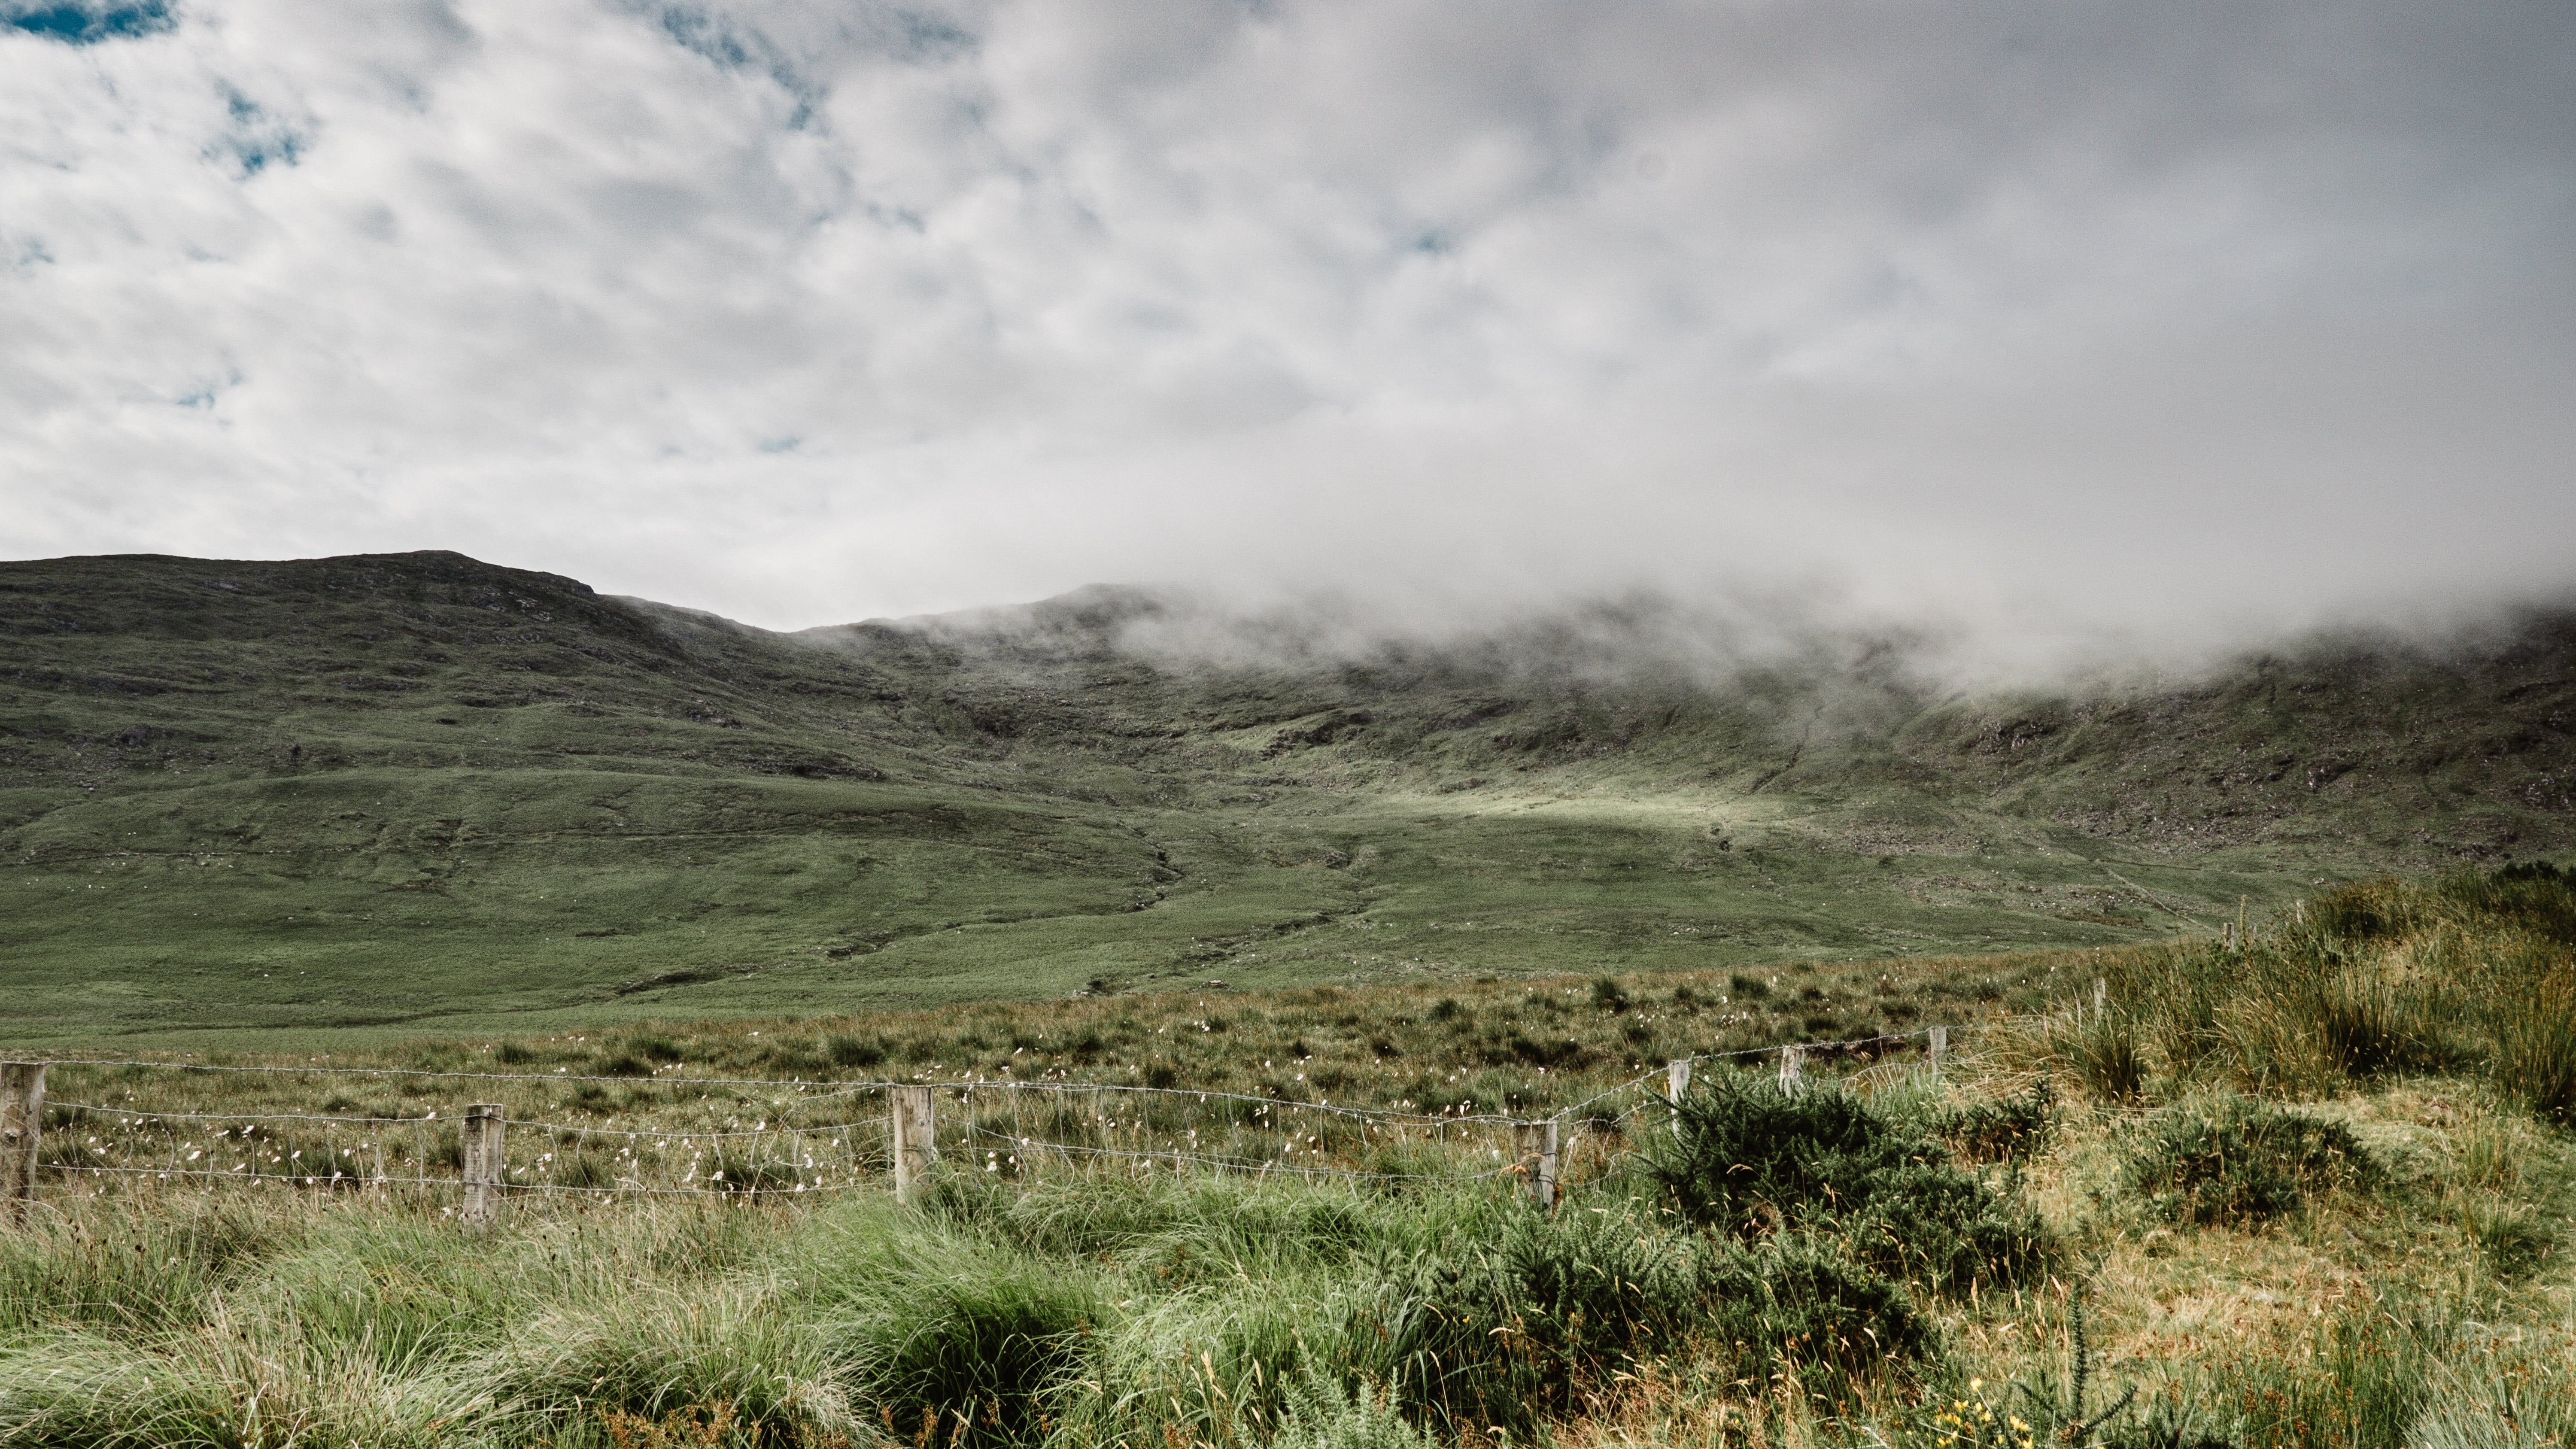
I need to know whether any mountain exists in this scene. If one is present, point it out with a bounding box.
[4,549,2570,1047]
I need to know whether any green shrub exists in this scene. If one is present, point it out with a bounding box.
[1643,1072,2052,1293]
[1278,1361,1443,1443]
[1709,1236,1937,1384]
[2121,1096,2376,1226]
[1646,1072,1905,1239]
[824,1034,887,1069]
[1274,1363,1436,1449]
[626,1034,687,1063]
[1934,1078,2056,1164]
[1354,1203,1933,1430]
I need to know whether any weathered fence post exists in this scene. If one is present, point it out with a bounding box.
[1512,1118,1559,1209]
[891,1086,937,1201]
[2093,977,2109,1018]
[460,1104,504,1228]
[1666,1059,1692,1137]
[1778,1045,1805,1094]
[1928,1026,1948,1079]
[2,1063,43,1226]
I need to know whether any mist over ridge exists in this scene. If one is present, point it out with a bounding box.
[6,0,2572,644]
[838,570,2576,705]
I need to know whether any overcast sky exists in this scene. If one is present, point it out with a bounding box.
[5,0,2572,666]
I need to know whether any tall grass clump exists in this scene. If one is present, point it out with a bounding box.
[822,1241,1106,1446]
[0,1196,291,1341]
[0,1317,489,1449]
[483,1282,853,1447]
[2047,866,2576,1113]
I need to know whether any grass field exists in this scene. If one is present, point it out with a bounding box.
[0,763,2306,1049]
[8,869,2576,1448]
[6,551,2573,1049]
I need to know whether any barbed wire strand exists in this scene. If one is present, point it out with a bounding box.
[35,1021,1959,1129]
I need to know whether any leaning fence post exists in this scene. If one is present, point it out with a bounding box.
[1666,1059,1692,1137]
[2,1063,43,1226]
[891,1086,937,1201]
[1779,1045,1805,1094]
[1928,1026,1948,1079]
[1512,1118,1558,1209]
[460,1104,504,1228]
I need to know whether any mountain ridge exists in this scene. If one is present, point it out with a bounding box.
[3,549,2570,1046]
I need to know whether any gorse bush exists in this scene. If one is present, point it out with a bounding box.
[1933,1079,2056,1165]
[1643,1072,2053,1293]
[1351,1205,1935,1429]
[2121,1096,2376,1227]
[1710,1235,1938,1383]
[1273,1366,1435,1449]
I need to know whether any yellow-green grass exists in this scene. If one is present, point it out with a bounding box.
[7,870,2576,1449]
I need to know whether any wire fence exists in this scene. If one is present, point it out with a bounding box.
[1,1024,1959,1221]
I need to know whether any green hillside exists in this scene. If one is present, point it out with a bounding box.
[3,550,2570,1047]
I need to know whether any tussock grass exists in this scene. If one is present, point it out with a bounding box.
[2025,868,2576,1116]
[10,866,2576,1448]
[2119,1095,2378,1227]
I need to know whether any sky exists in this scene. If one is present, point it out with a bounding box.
[5,0,2573,671]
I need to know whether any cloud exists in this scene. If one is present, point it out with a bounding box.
[1,0,2570,671]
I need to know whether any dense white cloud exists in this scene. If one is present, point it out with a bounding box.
[3,0,2571,667]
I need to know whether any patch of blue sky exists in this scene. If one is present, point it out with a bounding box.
[4,0,173,43]
[652,5,824,129]
[885,9,972,64]
[639,4,977,129]
[209,87,309,177]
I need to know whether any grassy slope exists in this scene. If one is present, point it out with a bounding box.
[11,875,2576,1449]
[4,551,2571,1048]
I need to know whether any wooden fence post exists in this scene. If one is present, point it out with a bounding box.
[461,1104,504,1228]
[892,1086,937,1201]
[1512,1118,1558,1209]
[1928,1026,1948,1079]
[2093,977,2109,1018]
[2,1063,43,1226]
[1778,1045,1805,1094]
[1666,1059,1692,1137]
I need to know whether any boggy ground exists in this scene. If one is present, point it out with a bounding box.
[7,867,2576,1448]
